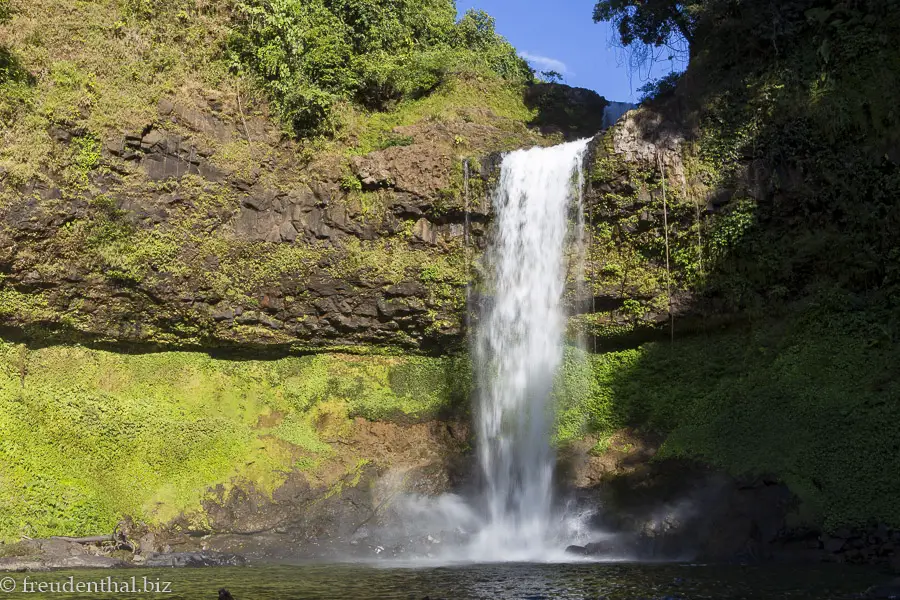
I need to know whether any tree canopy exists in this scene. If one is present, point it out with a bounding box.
[228,0,531,137]
[593,0,697,47]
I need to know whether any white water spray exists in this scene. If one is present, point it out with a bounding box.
[365,140,599,564]
[467,139,591,560]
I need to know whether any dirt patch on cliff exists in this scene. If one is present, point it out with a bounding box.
[559,428,663,489]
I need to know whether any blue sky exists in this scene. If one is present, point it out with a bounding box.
[456,0,686,102]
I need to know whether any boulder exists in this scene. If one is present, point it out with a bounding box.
[143,552,248,568]
[564,545,589,556]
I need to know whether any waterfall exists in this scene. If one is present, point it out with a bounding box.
[378,140,597,564]
[468,139,591,560]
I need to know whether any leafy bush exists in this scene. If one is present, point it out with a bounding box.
[227,0,531,137]
[637,70,681,103]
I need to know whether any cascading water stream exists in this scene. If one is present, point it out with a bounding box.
[467,138,591,560]
[379,139,600,564]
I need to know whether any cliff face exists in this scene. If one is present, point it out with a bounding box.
[0,90,541,353]
[0,0,587,355]
[568,0,900,541]
[0,0,619,550]
[2,0,900,563]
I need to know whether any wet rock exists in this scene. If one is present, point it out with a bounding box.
[157,98,175,116]
[105,137,126,157]
[212,308,235,322]
[384,282,426,298]
[377,298,421,319]
[564,545,589,556]
[0,75,475,354]
[524,83,608,140]
[890,554,900,573]
[823,537,845,553]
[279,220,298,243]
[573,445,794,563]
[142,154,197,180]
[412,218,437,245]
[143,552,248,568]
[49,125,72,143]
[0,555,129,572]
[141,129,166,150]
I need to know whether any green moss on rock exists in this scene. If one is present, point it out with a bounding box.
[0,340,469,541]
[559,305,900,530]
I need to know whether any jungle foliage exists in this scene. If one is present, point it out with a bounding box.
[227,0,532,137]
[583,0,900,529]
[594,0,900,321]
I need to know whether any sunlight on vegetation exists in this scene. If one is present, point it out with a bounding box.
[227,1,532,137]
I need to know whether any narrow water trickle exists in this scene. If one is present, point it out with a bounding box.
[467,138,592,561]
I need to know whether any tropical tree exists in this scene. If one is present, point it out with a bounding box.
[592,0,698,48]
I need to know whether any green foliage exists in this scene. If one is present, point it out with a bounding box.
[637,70,682,103]
[676,0,900,316]
[0,17,34,132]
[64,134,102,188]
[563,306,900,529]
[581,145,703,341]
[227,0,531,137]
[0,0,232,185]
[582,2,900,533]
[450,10,532,81]
[592,0,900,323]
[0,342,468,540]
[593,0,696,46]
[539,70,563,84]
[348,75,537,155]
[706,197,756,262]
[341,173,363,192]
[378,132,414,149]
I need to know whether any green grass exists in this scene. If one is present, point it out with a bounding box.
[0,341,469,541]
[345,76,537,155]
[0,0,232,186]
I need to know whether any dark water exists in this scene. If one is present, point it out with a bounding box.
[0,563,882,599]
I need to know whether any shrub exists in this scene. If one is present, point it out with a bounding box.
[637,70,682,103]
[227,0,532,137]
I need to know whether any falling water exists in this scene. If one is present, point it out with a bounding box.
[468,138,591,560]
[463,159,471,307]
[373,140,598,563]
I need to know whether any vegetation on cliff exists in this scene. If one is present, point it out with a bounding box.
[575,0,900,530]
[0,340,469,540]
[0,0,554,352]
[227,0,530,137]
[0,0,538,186]
[2,0,899,542]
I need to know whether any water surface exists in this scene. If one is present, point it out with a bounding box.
[1,562,880,599]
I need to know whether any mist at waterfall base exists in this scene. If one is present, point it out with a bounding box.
[371,139,612,564]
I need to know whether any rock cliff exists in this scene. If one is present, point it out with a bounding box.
[3,0,900,569]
